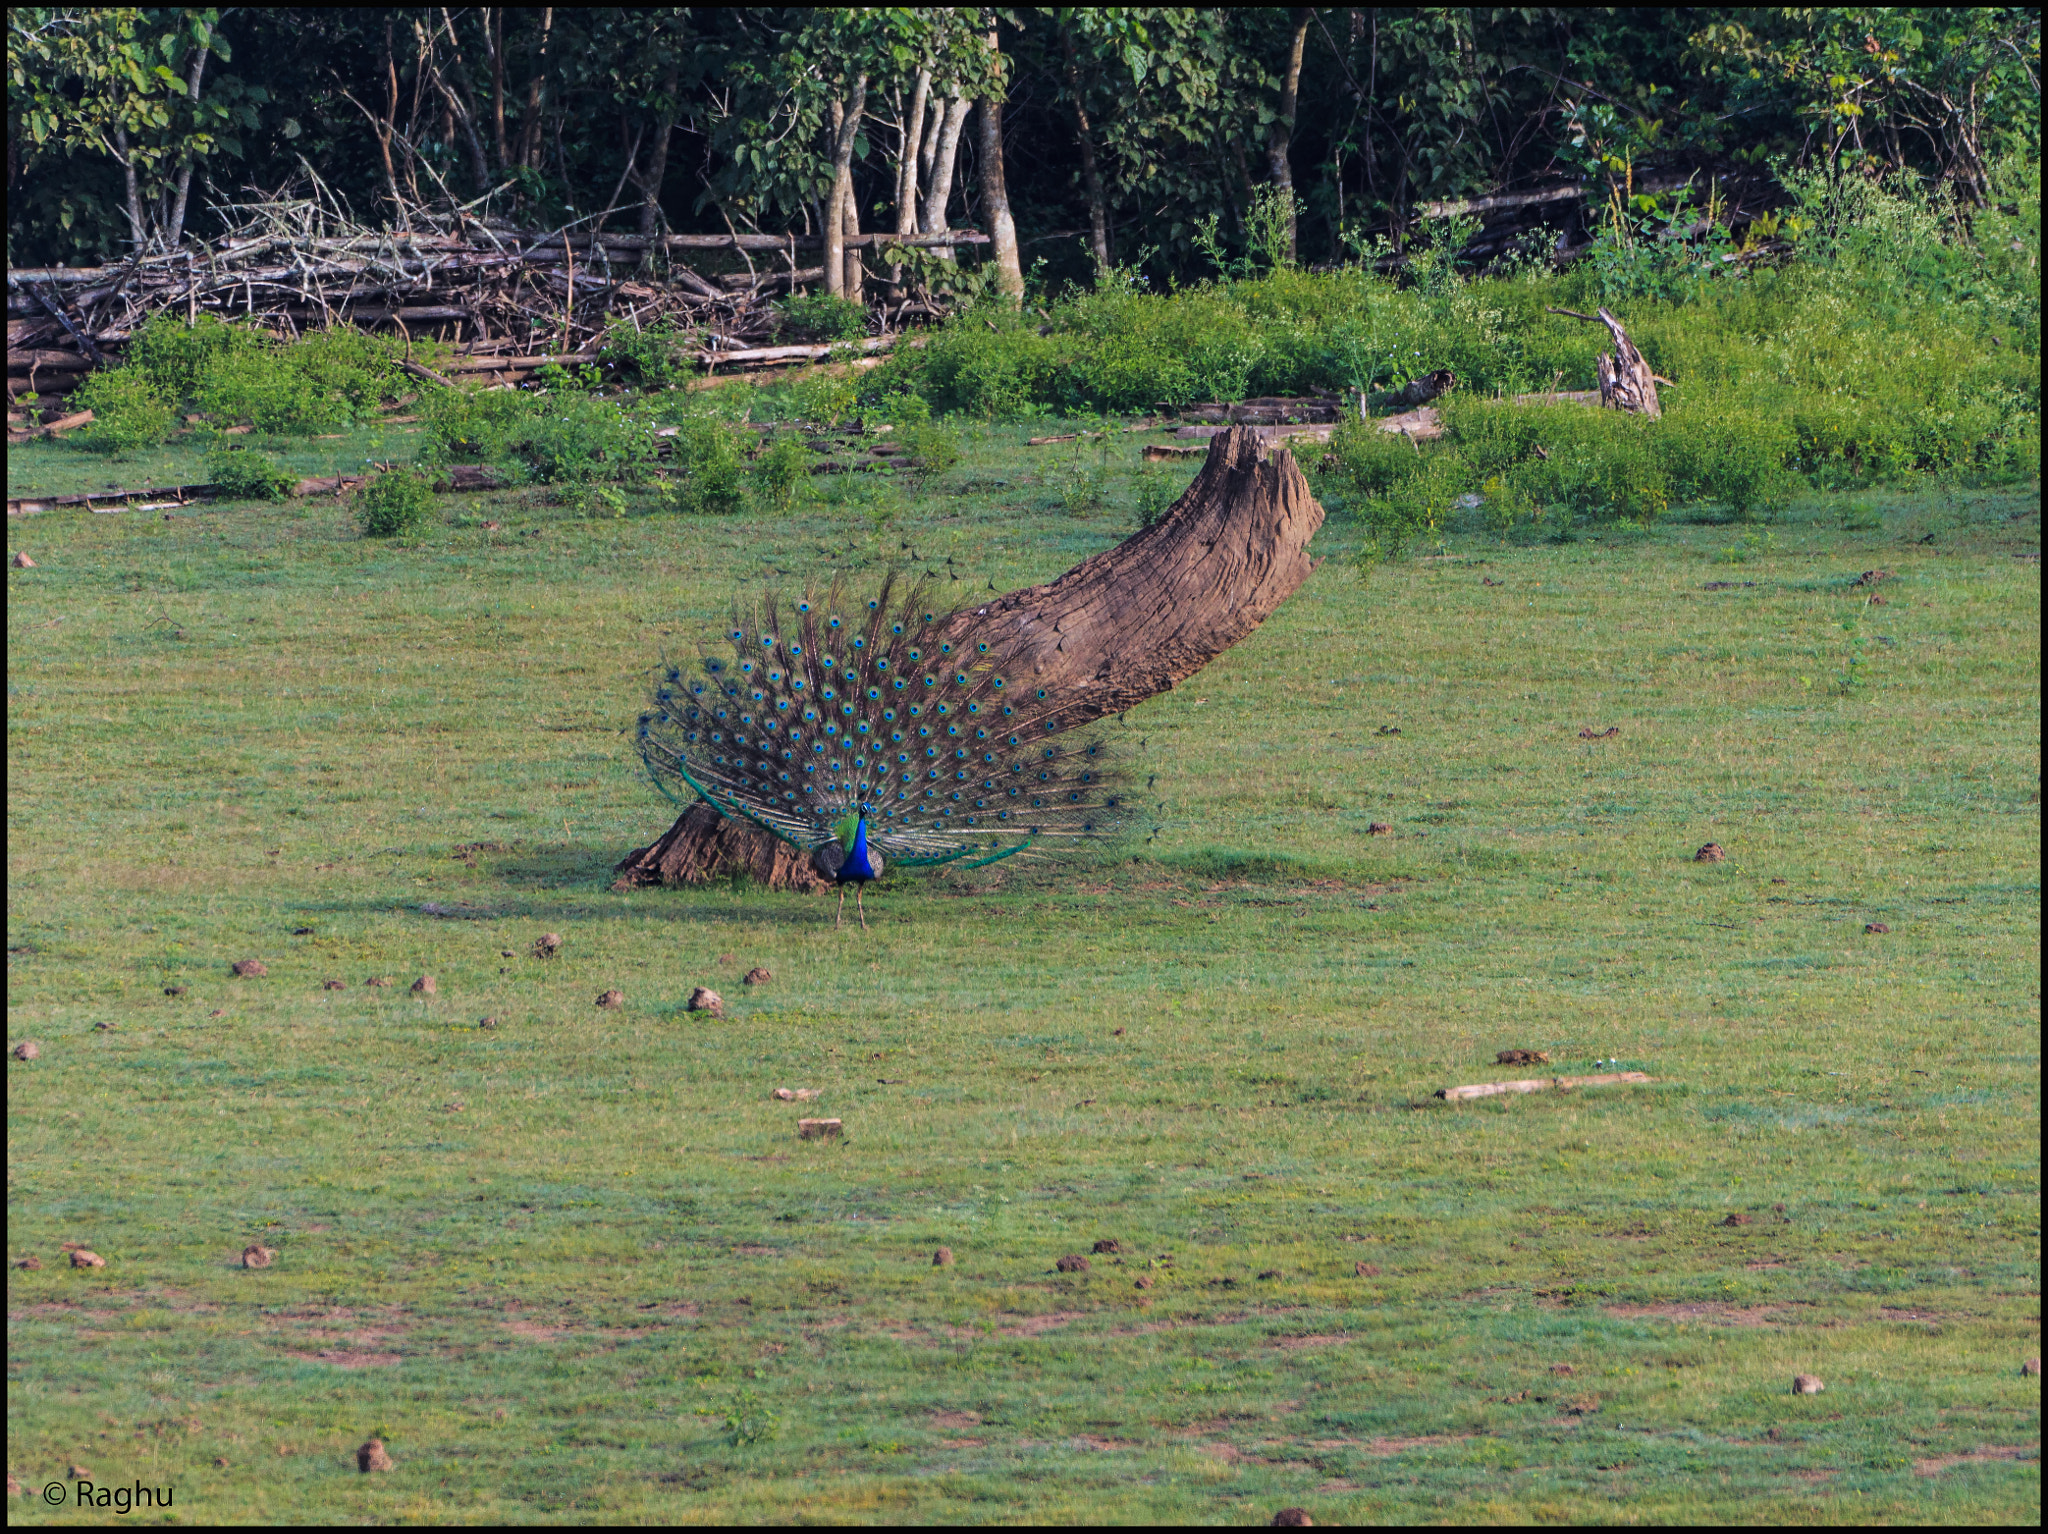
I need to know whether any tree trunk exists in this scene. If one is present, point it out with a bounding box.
[1060,29,1111,279]
[823,78,867,299]
[164,42,211,249]
[614,426,1326,891]
[921,95,971,260]
[978,97,1024,304]
[896,67,930,240]
[1266,7,1313,263]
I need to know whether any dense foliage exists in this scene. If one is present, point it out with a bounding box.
[9,7,2040,294]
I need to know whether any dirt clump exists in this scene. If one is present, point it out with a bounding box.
[322,979,345,990]
[1055,1254,1091,1274]
[230,959,268,977]
[1496,1048,1549,1065]
[70,1249,106,1268]
[687,987,723,1016]
[17,1255,43,1270]
[1367,823,1392,835]
[1271,1510,1314,1527]
[410,975,436,995]
[1792,1374,1824,1395]
[1721,1212,1753,1227]
[595,989,624,1009]
[1092,1238,1123,1255]
[164,985,188,996]
[932,1247,954,1267]
[532,933,563,958]
[744,967,772,985]
[357,1438,394,1473]
[1694,843,1726,862]
[242,1245,276,1269]
[13,1041,40,1061]
[1864,922,1890,934]
[1355,1262,1381,1277]
[365,977,392,987]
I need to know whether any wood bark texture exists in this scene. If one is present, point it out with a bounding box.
[1548,306,1661,417]
[613,425,1326,892]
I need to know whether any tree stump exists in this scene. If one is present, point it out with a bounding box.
[1547,306,1661,418]
[613,425,1326,892]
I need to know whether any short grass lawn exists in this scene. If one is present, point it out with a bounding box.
[6,426,2040,1523]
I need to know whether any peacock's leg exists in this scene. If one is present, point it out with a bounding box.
[835,886,846,928]
[855,885,869,931]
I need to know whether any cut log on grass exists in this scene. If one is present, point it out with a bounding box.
[1545,307,1661,418]
[615,425,1325,892]
[1436,1071,1654,1102]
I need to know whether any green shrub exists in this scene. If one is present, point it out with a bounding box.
[193,349,337,434]
[599,319,700,390]
[515,393,653,483]
[749,429,812,510]
[67,367,175,452]
[772,293,866,343]
[419,386,536,465]
[354,467,438,537]
[789,370,862,427]
[895,420,959,480]
[668,417,748,514]
[205,445,298,502]
[124,312,265,400]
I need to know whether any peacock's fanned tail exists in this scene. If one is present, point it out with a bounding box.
[636,574,1128,869]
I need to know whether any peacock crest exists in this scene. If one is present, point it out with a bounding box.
[635,573,1129,905]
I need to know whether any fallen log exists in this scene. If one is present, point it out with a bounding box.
[700,336,899,369]
[614,425,1326,891]
[1436,1071,1654,1103]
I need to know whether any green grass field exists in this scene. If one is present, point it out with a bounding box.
[6,423,2040,1524]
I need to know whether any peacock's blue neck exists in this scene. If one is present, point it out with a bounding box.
[841,815,879,882]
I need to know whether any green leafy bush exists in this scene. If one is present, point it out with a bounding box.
[67,367,175,452]
[894,420,959,480]
[772,293,866,343]
[354,467,438,537]
[599,320,701,390]
[419,387,537,465]
[515,393,654,483]
[124,312,266,400]
[668,417,748,514]
[788,370,862,427]
[205,445,298,502]
[749,430,812,510]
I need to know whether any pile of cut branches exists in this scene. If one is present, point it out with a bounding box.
[7,190,987,423]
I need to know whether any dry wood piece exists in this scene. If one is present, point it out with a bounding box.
[617,426,1325,890]
[797,1118,842,1141]
[1436,1071,1654,1103]
[1374,405,1444,441]
[1546,306,1662,417]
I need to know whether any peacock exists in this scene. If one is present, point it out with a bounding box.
[635,573,1128,927]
